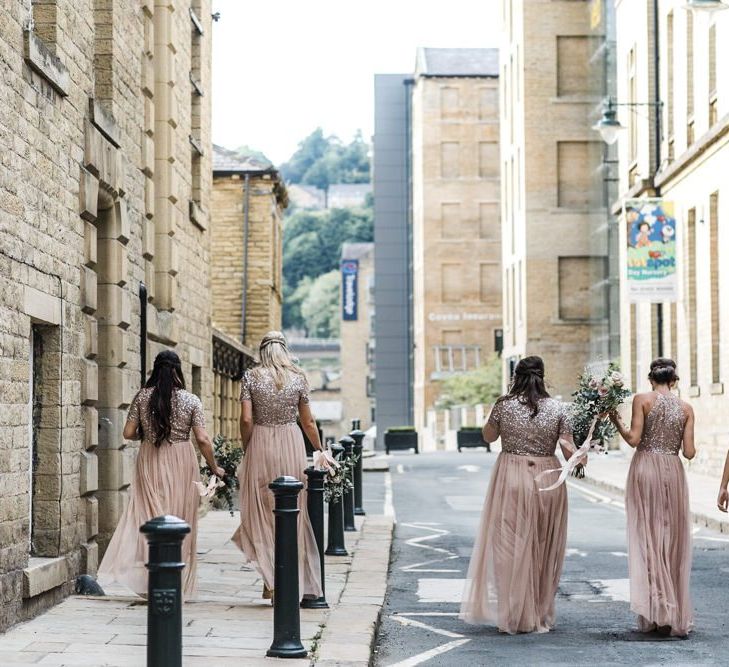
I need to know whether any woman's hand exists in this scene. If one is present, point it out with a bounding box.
[718,487,729,513]
[213,464,226,479]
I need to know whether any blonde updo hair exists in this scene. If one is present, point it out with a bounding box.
[257,331,304,390]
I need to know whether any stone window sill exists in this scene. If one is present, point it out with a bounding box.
[23,556,68,599]
[687,385,701,398]
[710,382,724,395]
[23,30,69,96]
[189,200,206,231]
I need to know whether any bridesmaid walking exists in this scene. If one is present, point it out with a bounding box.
[98,350,224,598]
[609,357,695,637]
[232,331,323,601]
[460,356,579,634]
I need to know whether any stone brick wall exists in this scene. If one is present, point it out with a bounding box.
[0,0,213,631]
[211,171,285,349]
[410,74,503,436]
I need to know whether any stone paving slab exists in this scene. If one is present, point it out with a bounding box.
[0,510,394,666]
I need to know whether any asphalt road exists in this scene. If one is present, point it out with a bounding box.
[373,451,729,667]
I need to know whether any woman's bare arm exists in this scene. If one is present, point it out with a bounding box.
[239,400,254,451]
[718,450,729,512]
[123,419,141,440]
[610,395,646,447]
[192,425,225,477]
[681,404,696,460]
[299,399,323,451]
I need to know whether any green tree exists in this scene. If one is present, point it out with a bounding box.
[279,128,330,183]
[435,356,503,409]
[300,270,341,337]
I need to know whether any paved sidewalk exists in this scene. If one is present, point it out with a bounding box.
[0,510,394,666]
[581,447,729,532]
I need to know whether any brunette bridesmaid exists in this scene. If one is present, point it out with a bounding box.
[610,357,695,637]
[231,331,323,601]
[460,356,579,634]
[98,350,224,598]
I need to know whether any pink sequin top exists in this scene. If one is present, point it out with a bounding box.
[638,392,687,455]
[487,397,572,457]
[127,388,205,443]
[239,367,310,426]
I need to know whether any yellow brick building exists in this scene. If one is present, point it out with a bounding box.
[613,0,729,470]
[0,0,213,630]
[410,48,503,439]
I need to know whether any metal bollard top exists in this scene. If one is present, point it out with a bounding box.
[339,435,355,453]
[329,442,344,458]
[268,475,304,494]
[304,466,328,479]
[140,515,191,538]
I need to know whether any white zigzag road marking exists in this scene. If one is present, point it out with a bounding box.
[385,639,470,667]
[389,614,464,638]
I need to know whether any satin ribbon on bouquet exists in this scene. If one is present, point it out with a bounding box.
[313,448,340,474]
[535,416,598,492]
[193,475,226,498]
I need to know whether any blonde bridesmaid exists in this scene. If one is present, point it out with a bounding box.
[460,356,579,634]
[232,331,323,601]
[610,357,695,637]
[98,350,224,598]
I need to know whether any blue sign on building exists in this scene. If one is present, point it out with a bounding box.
[341,259,359,321]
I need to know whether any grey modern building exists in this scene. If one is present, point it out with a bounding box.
[373,74,414,448]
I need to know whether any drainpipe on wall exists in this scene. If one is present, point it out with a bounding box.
[652,0,664,357]
[139,282,147,386]
[241,174,251,345]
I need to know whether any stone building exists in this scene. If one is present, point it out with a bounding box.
[339,242,375,433]
[613,0,729,470]
[210,145,287,442]
[499,0,606,397]
[410,48,503,439]
[0,0,213,631]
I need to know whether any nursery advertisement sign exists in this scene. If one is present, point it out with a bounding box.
[623,198,678,302]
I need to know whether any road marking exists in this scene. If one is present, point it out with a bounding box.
[566,548,587,557]
[694,534,729,543]
[389,614,464,638]
[396,612,460,617]
[402,523,455,556]
[457,465,480,473]
[592,578,630,602]
[444,495,482,511]
[609,551,628,557]
[385,639,471,667]
[416,578,466,603]
[396,463,405,474]
[384,471,395,519]
[567,481,626,512]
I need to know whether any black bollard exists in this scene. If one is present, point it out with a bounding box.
[141,515,191,667]
[340,436,356,532]
[325,443,348,556]
[267,476,307,659]
[301,467,328,609]
[349,420,366,516]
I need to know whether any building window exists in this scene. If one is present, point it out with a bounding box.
[709,23,718,127]
[30,0,59,48]
[628,46,637,164]
[557,36,593,96]
[440,86,459,119]
[440,202,461,239]
[479,262,500,305]
[479,142,499,179]
[687,11,695,146]
[190,3,204,215]
[558,256,607,321]
[630,303,638,390]
[479,202,499,240]
[440,142,459,179]
[441,263,461,303]
[557,141,595,208]
[666,11,674,153]
[478,86,498,120]
[710,192,721,384]
[651,303,662,360]
[687,208,698,386]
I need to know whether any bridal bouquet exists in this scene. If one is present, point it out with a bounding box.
[570,362,631,458]
[321,451,357,504]
[196,435,243,515]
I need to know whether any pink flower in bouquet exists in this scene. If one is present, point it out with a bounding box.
[588,377,599,390]
[610,371,624,387]
[597,384,609,397]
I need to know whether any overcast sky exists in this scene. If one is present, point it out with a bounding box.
[211,0,500,166]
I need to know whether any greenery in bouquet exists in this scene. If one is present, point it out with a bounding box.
[199,435,243,515]
[570,362,632,452]
[323,453,358,504]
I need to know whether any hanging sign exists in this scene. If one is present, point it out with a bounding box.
[623,198,678,302]
[341,259,359,321]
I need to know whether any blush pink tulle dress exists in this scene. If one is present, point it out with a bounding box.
[460,397,570,634]
[98,388,204,598]
[231,368,322,597]
[626,392,692,636]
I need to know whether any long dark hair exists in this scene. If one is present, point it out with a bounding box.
[648,357,679,386]
[144,350,185,447]
[497,355,550,417]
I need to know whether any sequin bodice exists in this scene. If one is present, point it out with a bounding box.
[638,393,686,455]
[487,397,571,457]
[128,388,205,443]
[240,368,310,426]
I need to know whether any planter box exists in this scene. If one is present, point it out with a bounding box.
[385,430,419,455]
[457,428,490,452]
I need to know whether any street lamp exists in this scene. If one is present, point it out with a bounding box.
[684,0,728,12]
[592,100,624,145]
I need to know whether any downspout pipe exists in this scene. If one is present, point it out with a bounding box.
[241,174,251,345]
[652,0,664,357]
